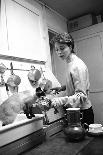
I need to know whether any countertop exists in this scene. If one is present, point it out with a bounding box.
[21,131,103,155]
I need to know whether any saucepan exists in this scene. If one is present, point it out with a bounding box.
[28,66,41,87]
[0,63,7,74]
[39,78,52,94]
[0,63,7,86]
[7,62,21,87]
[44,79,52,93]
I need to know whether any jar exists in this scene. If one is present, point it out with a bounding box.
[63,108,87,142]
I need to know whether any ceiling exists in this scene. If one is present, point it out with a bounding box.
[38,0,103,20]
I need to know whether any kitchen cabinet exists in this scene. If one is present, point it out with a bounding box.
[2,0,46,61]
[0,0,2,49]
[0,0,8,51]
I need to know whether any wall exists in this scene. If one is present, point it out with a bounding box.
[41,3,68,70]
[43,6,67,83]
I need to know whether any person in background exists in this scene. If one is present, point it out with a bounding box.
[50,32,94,125]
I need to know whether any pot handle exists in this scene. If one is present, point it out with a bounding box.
[80,112,83,120]
[82,123,89,132]
[10,62,14,75]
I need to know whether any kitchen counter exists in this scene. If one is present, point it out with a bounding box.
[21,131,103,155]
[77,135,103,155]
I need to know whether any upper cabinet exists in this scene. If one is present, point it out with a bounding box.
[1,0,46,61]
[0,0,8,51]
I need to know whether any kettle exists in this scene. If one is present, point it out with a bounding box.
[63,108,88,142]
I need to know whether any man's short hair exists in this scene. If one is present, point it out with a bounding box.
[51,32,74,50]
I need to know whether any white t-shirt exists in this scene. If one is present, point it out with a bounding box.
[65,54,92,110]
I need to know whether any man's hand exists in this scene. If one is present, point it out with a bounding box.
[51,96,70,108]
[51,97,62,107]
[64,94,82,108]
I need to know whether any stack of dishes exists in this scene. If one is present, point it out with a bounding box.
[88,123,103,136]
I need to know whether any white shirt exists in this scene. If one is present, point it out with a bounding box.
[65,54,92,110]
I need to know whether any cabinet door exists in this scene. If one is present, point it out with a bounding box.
[0,0,8,51]
[5,0,46,61]
[75,34,103,92]
[0,0,2,50]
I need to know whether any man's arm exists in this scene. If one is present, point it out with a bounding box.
[50,85,66,93]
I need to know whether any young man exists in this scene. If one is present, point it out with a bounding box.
[50,32,94,125]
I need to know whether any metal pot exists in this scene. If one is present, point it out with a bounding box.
[28,66,41,86]
[39,79,52,94]
[7,62,21,87]
[43,79,52,93]
[0,63,7,74]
